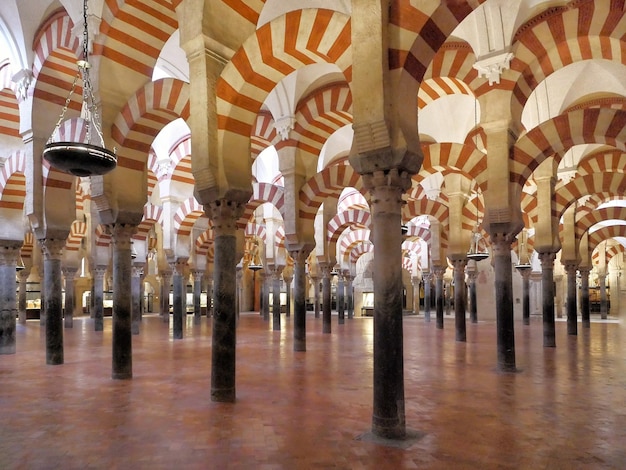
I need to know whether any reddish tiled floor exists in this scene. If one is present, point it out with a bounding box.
[1,312,625,469]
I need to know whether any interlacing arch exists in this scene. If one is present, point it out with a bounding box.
[32,10,79,81]
[575,207,626,240]
[509,2,626,123]
[299,164,363,220]
[250,111,276,159]
[239,182,285,226]
[555,173,626,220]
[65,220,87,252]
[512,108,626,187]
[420,142,487,190]
[327,209,371,245]
[216,9,351,167]
[347,240,373,266]
[293,83,353,157]
[173,197,204,238]
[135,203,163,241]
[111,78,190,171]
[339,228,370,255]
[402,198,450,228]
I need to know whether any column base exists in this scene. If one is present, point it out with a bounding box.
[211,388,236,403]
[294,340,306,352]
[0,344,16,355]
[112,372,132,380]
[372,416,406,440]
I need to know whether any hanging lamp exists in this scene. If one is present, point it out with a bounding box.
[248,240,263,271]
[16,255,25,271]
[466,192,489,262]
[43,0,116,177]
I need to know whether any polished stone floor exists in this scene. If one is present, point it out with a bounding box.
[1,311,625,469]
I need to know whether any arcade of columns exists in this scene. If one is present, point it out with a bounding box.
[1,0,626,440]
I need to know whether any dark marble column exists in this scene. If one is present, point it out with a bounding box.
[337,273,345,325]
[0,243,21,355]
[62,267,78,329]
[172,260,186,340]
[111,224,135,379]
[272,267,282,331]
[539,252,556,348]
[579,268,590,328]
[433,266,445,329]
[192,270,203,325]
[564,263,578,336]
[312,276,320,318]
[517,267,532,325]
[131,265,143,335]
[346,274,354,319]
[206,276,213,318]
[452,258,467,342]
[40,238,66,365]
[364,169,409,440]
[411,276,419,315]
[466,269,478,324]
[289,249,310,351]
[17,270,28,325]
[261,271,270,321]
[236,267,243,322]
[93,266,106,332]
[139,270,146,321]
[160,270,172,324]
[445,280,452,316]
[208,199,242,402]
[599,273,608,320]
[320,264,332,334]
[283,274,292,318]
[492,233,516,372]
[423,272,432,322]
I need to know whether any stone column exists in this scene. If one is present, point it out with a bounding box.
[411,276,419,315]
[236,267,243,321]
[131,265,143,335]
[337,272,345,325]
[139,270,146,320]
[320,263,332,334]
[579,268,590,328]
[452,258,467,342]
[312,276,321,318]
[539,252,557,348]
[363,169,409,440]
[289,248,310,351]
[192,270,203,325]
[283,273,292,318]
[172,260,187,340]
[517,267,531,325]
[111,224,135,379]
[466,269,478,324]
[492,233,516,372]
[206,276,213,318]
[208,199,242,402]
[346,274,354,319]
[62,267,78,329]
[0,243,21,355]
[93,266,107,332]
[564,263,578,336]
[17,270,28,325]
[40,238,66,365]
[271,267,282,331]
[262,271,271,321]
[433,266,445,329]
[160,270,172,324]
[599,273,608,319]
[423,272,432,322]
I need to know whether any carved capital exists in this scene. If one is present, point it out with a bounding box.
[39,238,66,261]
[192,270,204,281]
[174,259,188,276]
[93,265,107,280]
[62,267,78,280]
[0,244,22,266]
[563,263,579,276]
[206,199,244,236]
[538,252,556,270]
[110,224,137,250]
[451,258,467,271]
[432,266,446,280]
[490,233,514,256]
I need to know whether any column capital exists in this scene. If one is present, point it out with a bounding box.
[451,258,467,271]
[538,251,556,269]
[110,224,137,250]
[61,266,78,278]
[563,262,579,275]
[490,233,514,256]
[39,238,66,261]
[0,243,22,265]
[192,269,205,281]
[578,267,591,276]
[93,265,107,279]
[173,259,188,275]
[432,266,446,279]
[319,263,333,279]
[361,169,411,214]
[205,199,244,236]
[131,265,144,278]
[287,247,311,265]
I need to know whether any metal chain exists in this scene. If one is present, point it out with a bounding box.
[47,72,80,144]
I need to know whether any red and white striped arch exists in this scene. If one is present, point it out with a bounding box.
[347,240,373,266]
[327,209,371,244]
[403,198,450,227]
[245,221,267,241]
[134,203,163,241]
[65,220,87,252]
[75,183,88,214]
[589,225,626,253]
[167,136,193,185]
[216,9,351,169]
[195,228,214,257]
[0,150,26,215]
[292,83,353,157]
[251,111,276,159]
[95,0,178,78]
[592,243,625,266]
[575,207,626,240]
[405,225,431,245]
[0,64,20,137]
[339,228,370,255]
[274,226,286,250]
[94,224,111,247]
[337,187,369,213]
[21,232,35,260]
[418,75,475,110]
[510,3,626,123]
[299,164,363,220]
[555,173,626,221]
[173,197,204,237]
[239,182,285,226]
[421,142,488,189]
[577,149,626,176]
[512,108,626,187]
[110,78,190,172]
